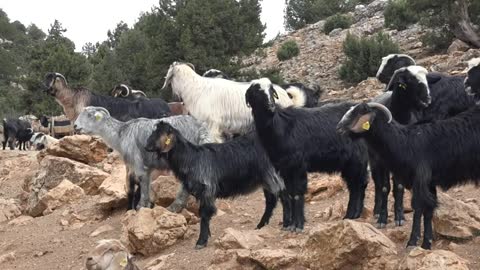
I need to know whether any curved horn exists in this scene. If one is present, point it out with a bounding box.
[367,102,392,123]
[120,84,130,97]
[186,63,195,71]
[384,68,405,92]
[95,107,111,117]
[55,73,68,85]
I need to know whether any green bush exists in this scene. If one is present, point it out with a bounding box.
[384,0,418,30]
[421,29,455,53]
[323,14,353,34]
[277,40,300,61]
[339,32,400,84]
[237,67,285,85]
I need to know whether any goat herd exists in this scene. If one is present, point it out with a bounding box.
[3,55,480,253]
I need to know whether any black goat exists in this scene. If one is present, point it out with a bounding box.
[337,102,480,249]
[2,118,34,150]
[245,78,369,232]
[110,84,148,100]
[370,65,476,227]
[145,122,285,249]
[43,73,170,122]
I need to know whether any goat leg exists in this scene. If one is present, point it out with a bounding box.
[256,189,278,229]
[167,184,189,213]
[195,199,216,249]
[393,178,406,226]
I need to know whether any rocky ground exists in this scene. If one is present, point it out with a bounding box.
[2,1,480,269]
[0,135,479,269]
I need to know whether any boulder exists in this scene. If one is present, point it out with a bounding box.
[249,249,298,270]
[398,247,469,270]
[0,198,22,223]
[151,176,198,213]
[97,162,127,210]
[43,134,109,165]
[144,253,175,270]
[0,252,15,265]
[209,249,256,270]
[215,228,265,250]
[28,179,84,217]
[301,220,398,269]
[447,39,470,54]
[122,206,187,256]
[7,215,33,226]
[433,192,480,240]
[306,174,344,201]
[28,156,109,205]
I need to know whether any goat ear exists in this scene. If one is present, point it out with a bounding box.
[161,134,175,153]
[426,73,441,85]
[349,113,374,133]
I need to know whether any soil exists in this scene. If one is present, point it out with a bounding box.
[0,150,479,269]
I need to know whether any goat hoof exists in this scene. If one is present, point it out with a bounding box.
[376,223,386,229]
[374,214,380,219]
[195,244,207,249]
[395,220,405,226]
[294,227,304,233]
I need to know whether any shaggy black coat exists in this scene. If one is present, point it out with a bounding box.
[2,118,33,150]
[145,123,284,249]
[371,71,476,227]
[245,84,369,232]
[337,103,480,249]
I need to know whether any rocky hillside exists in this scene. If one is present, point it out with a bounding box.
[242,0,480,101]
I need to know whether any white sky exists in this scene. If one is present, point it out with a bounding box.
[1,0,285,51]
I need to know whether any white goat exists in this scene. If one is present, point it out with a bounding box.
[162,62,294,142]
[86,239,139,270]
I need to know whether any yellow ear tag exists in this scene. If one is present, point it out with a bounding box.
[362,121,370,130]
[119,258,128,267]
[399,83,407,90]
[95,114,102,121]
[165,137,171,145]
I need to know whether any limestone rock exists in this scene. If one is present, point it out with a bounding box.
[43,134,109,165]
[151,176,198,213]
[301,220,398,269]
[306,173,344,201]
[0,198,22,223]
[144,253,175,270]
[249,249,298,270]
[97,163,127,210]
[28,179,84,217]
[0,252,15,264]
[215,228,264,250]
[7,215,33,226]
[28,155,109,211]
[122,206,187,256]
[399,247,469,270]
[208,249,256,270]
[447,39,471,54]
[90,224,115,237]
[433,192,480,240]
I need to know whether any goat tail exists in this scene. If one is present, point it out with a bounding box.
[264,166,285,195]
[413,166,437,209]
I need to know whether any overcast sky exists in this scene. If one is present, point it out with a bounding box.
[1,0,285,51]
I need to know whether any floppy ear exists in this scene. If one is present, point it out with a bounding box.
[349,113,375,133]
[160,133,176,153]
[426,73,441,85]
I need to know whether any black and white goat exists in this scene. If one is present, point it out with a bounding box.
[30,132,58,150]
[245,78,369,232]
[145,122,285,249]
[43,73,171,122]
[202,69,230,79]
[465,58,480,100]
[337,102,480,249]
[110,84,148,100]
[370,64,475,227]
[376,54,416,84]
[74,107,213,211]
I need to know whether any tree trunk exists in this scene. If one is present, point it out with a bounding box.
[450,0,480,48]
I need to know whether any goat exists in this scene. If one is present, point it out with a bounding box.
[245,78,369,232]
[110,84,147,100]
[30,132,58,151]
[2,118,34,150]
[43,72,171,122]
[376,54,416,84]
[465,58,480,100]
[370,64,476,227]
[86,239,139,270]
[337,102,480,249]
[162,62,295,142]
[145,122,285,249]
[74,107,213,211]
[202,69,230,79]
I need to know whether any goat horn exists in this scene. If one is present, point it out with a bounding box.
[120,84,130,97]
[96,107,111,117]
[186,63,195,71]
[367,102,392,123]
